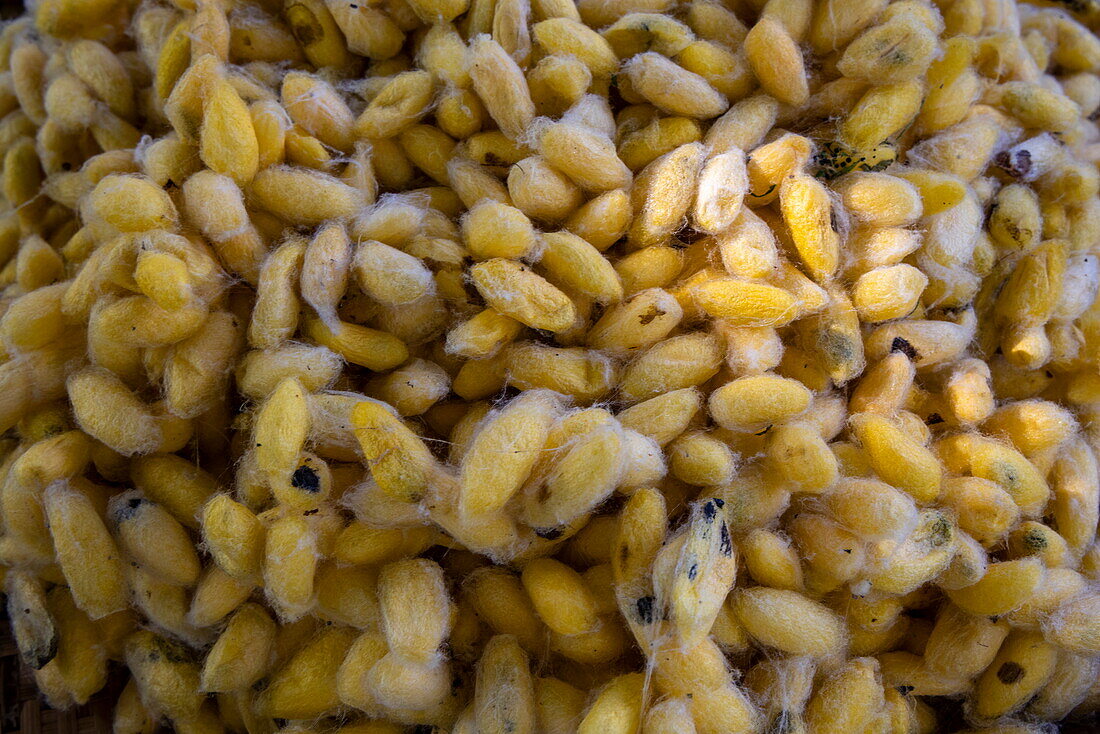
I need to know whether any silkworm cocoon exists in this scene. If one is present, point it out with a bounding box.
[356,70,435,139]
[200,603,276,693]
[623,53,727,119]
[849,412,942,503]
[521,557,600,636]
[739,529,804,592]
[1027,650,1100,721]
[6,570,57,670]
[88,174,177,232]
[765,422,840,494]
[302,317,409,372]
[252,376,311,494]
[505,343,616,405]
[68,367,160,456]
[1042,592,1100,655]
[248,239,305,350]
[465,568,547,653]
[537,230,624,303]
[924,604,1010,680]
[163,312,242,419]
[668,431,736,487]
[354,240,435,307]
[865,510,957,595]
[110,491,201,587]
[708,374,812,432]
[536,677,588,734]
[336,630,388,712]
[130,454,216,530]
[733,587,847,657]
[937,433,1050,517]
[972,630,1058,721]
[469,258,577,332]
[459,389,562,520]
[201,494,265,581]
[468,35,536,140]
[586,288,683,355]
[199,78,259,185]
[655,500,733,648]
[378,558,453,663]
[236,344,343,401]
[123,630,204,723]
[475,635,538,734]
[262,514,318,622]
[564,189,631,252]
[628,143,705,248]
[350,400,437,502]
[113,678,156,734]
[251,166,364,226]
[945,558,1045,616]
[42,481,128,619]
[301,222,351,328]
[261,626,358,719]
[367,651,452,712]
[180,170,265,284]
[577,673,645,734]
[521,421,626,529]
[804,657,886,734]
[314,564,381,629]
[183,565,251,633]
[822,478,919,540]
[618,387,702,448]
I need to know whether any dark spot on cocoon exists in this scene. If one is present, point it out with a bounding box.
[154,636,191,663]
[997,661,1025,684]
[638,305,665,325]
[116,497,145,520]
[675,222,706,244]
[1024,529,1048,550]
[720,523,732,556]
[286,4,323,46]
[928,515,952,547]
[535,527,563,540]
[703,500,718,521]
[890,336,918,360]
[636,595,655,624]
[291,465,321,492]
[24,635,58,670]
[687,563,698,580]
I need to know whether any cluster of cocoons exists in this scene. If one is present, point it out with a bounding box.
[2,0,1100,732]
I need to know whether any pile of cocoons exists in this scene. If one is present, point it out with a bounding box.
[3,0,1100,732]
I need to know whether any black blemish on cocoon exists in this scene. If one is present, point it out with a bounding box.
[290,464,321,492]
